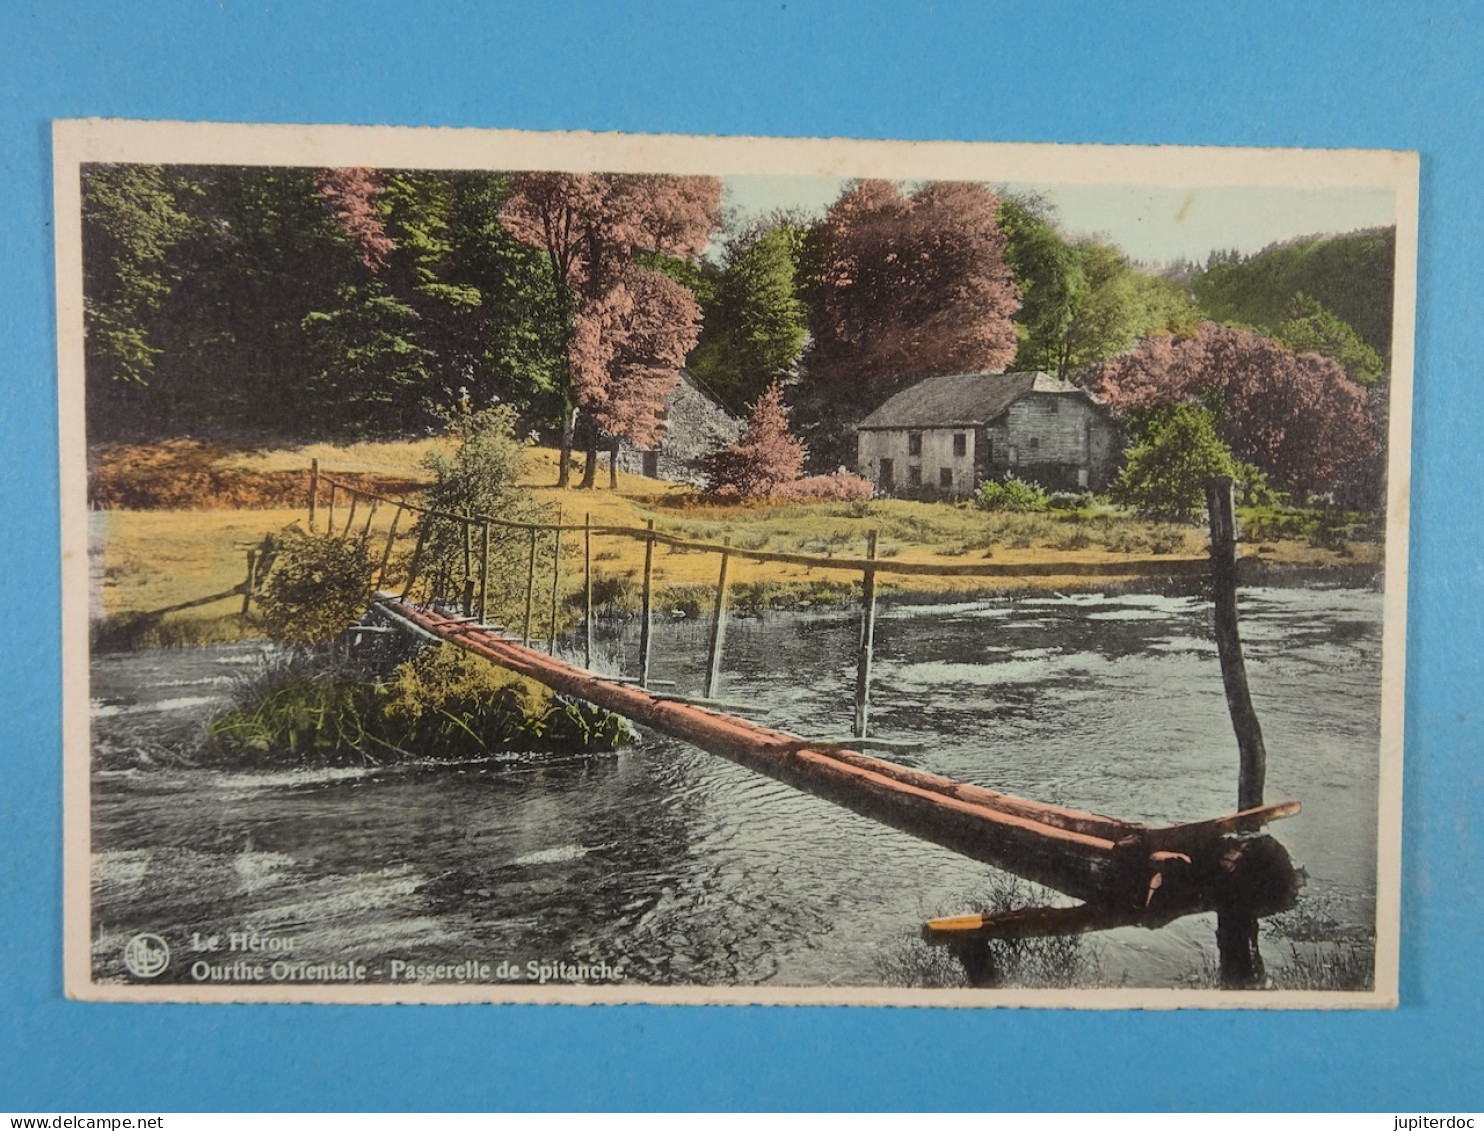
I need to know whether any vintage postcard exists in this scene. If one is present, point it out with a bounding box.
[57,120,1416,1006]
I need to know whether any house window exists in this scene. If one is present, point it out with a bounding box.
[1028,437,1040,452]
[1048,398,1060,414]
[953,433,967,457]
[939,467,954,489]
[879,458,895,488]
[908,431,923,456]
[908,465,922,486]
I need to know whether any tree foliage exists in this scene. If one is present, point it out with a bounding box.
[81,164,198,389]
[1057,242,1200,376]
[996,198,1198,378]
[803,180,1021,387]
[1192,228,1396,357]
[1113,403,1236,522]
[1273,294,1385,385]
[997,197,1087,375]
[1092,322,1376,496]
[256,532,375,646]
[416,406,557,628]
[81,165,569,442]
[500,173,721,485]
[688,223,809,414]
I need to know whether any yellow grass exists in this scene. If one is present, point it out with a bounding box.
[94,437,1381,641]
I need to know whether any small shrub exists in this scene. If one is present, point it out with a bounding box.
[256,532,375,646]
[1148,526,1189,555]
[1048,490,1095,511]
[1101,528,1151,555]
[1053,528,1093,551]
[975,475,1050,513]
[587,573,637,611]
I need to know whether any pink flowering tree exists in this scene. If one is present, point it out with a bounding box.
[1092,322,1377,497]
[501,173,721,487]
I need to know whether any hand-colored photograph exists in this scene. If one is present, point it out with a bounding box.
[57,122,1415,1006]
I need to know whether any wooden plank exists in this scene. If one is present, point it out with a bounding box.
[479,521,491,626]
[240,550,257,616]
[704,539,731,700]
[583,513,594,671]
[548,507,563,654]
[376,504,403,591]
[924,903,1166,943]
[308,458,319,531]
[523,526,537,645]
[639,519,655,688]
[854,531,878,739]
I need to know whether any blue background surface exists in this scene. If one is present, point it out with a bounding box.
[2,0,1480,1112]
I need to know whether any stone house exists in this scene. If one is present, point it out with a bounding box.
[855,371,1121,498]
[614,371,743,486]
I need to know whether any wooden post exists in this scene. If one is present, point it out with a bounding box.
[399,520,428,602]
[547,508,563,653]
[326,481,336,536]
[639,519,655,688]
[361,497,379,541]
[377,504,403,591]
[704,538,732,700]
[1216,909,1265,989]
[308,458,319,531]
[1207,478,1267,810]
[462,509,473,587]
[523,526,538,645]
[583,513,594,671]
[1207,478,1270,990]
[241,550,257,615]
[343,492,358,539]
[853,531,880,739]
[479,521,490,624]
[462,578,475,619]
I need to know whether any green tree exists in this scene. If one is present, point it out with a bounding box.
[380,172,567,425]
[81,164,198,388]
[688,224,809,414]
[1114,402,1237,522]
[1273,294,1385,385]
[1058,242,1199,376]
[997,197,1087,375]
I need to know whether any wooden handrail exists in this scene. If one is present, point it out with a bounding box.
[314,470,1208,581]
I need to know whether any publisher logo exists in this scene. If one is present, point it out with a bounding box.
[123,933,170,978]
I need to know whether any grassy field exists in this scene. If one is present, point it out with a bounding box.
[90,437,1383,646]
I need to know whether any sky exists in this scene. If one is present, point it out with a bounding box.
[718,174,1398,266]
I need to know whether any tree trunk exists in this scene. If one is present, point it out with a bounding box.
[579,431,600,489]
[608,437,620,489]
[557,406,576,489]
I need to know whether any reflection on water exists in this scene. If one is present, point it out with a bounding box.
[90,585,1383,989]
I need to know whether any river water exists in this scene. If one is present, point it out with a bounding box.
[89,584,1383,990]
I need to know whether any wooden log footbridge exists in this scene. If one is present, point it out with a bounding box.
[272,464,1302,986]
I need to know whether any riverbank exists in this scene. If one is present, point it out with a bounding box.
[88,436,1384,647]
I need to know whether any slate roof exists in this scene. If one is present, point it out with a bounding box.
[856,371,1092,430]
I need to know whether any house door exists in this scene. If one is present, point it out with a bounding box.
[641,450,660,478]
[879,458,895,489]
